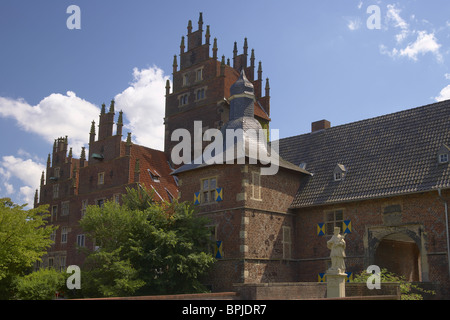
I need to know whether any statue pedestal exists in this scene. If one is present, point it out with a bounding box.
[325,271,347,298]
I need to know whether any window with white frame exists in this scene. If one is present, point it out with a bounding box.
[98,172,105,185]
[81,199,88,217]
[59,256,66,272]
[50,230,56,242]
[53,184,59,199]
[61,227,68,244]
[439,153,449,164]
[76,234,85,247]
[61,201,69,216]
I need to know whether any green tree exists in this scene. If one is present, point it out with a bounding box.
[13,268,66,300]
[0,198,56,299]
[79,186,215,298]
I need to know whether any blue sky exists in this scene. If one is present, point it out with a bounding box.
[1,0,450,207]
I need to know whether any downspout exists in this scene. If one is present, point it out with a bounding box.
[438,188,450,278]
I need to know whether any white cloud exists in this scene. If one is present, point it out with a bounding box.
[0,65,169,206]
[0,155,44,207]
[347,18,361,31]
[0,91,100,157]
[435,85,450,102]
[114,66,169,150]
[380,30,442,62]
[386,4,409,43]
[398,30,442,62]
[380,4,443,63]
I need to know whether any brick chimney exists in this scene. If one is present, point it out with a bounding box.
[311,120,331,132]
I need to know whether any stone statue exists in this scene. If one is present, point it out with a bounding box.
[327,227,346,274]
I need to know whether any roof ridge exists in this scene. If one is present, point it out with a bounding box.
[279,99,450,142]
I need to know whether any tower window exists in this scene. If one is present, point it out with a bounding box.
[179,94,189,106]
[196,88,206,101]
[98,172,105,185]
[53,184,59,199]
[196,68,203,82]
[182,73,189,86]
[201,177,217,203]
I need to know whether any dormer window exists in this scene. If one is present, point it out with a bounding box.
[147,168,160,182]
[333,164,346,181]
[438,144,450,164]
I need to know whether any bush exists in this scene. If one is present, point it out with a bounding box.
[13,268,66,300]
[352,267,435,300]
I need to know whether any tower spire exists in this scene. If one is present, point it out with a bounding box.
[205,25,210,45]
[250,49,255,68]
[116,110,123,136]
[213,38,218,59]
[180,36,185,54]
[173,55,178,74]
[198,12,203,31]
[109,99,115,114]
[258,61,262,80]
[187,20,192,34]
[243,37,248,56]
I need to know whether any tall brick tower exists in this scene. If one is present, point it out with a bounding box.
[164,13,271,164]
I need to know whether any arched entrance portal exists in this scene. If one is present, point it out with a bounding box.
[374,233,421,282]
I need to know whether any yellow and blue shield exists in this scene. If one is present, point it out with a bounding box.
[343,220,352,234]
[194,192,200,205]
[215,241,223,259]
[215,188,223,202]
[317,223,325,236]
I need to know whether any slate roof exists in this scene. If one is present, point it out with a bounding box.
[278,100,450,208]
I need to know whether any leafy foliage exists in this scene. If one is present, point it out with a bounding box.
[13,268,66,300]
[0,198,57,299]
[352,267,435,300]
[78,186,215,298]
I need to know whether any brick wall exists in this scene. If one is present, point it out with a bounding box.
[294,190,450,288]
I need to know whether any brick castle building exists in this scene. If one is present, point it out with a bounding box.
[36,13,450,297]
